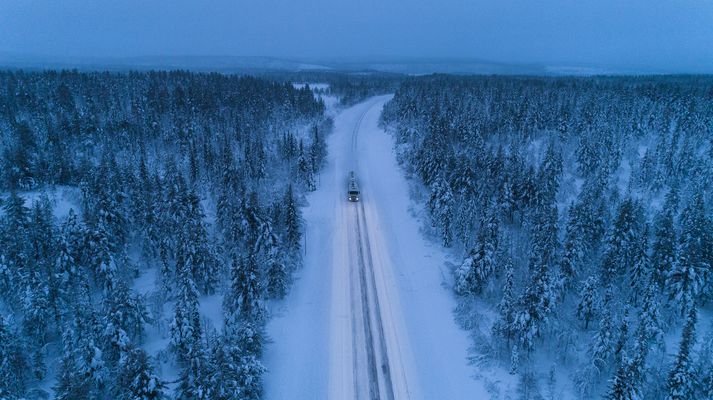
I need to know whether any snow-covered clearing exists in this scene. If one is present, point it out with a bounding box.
[0,185,81,220]
[264,96,487,399]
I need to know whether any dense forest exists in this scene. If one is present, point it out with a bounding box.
[0,70,328,399]
[382,75,713,399]
[3,69,713,400]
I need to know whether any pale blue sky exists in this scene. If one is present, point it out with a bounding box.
[1,0,712,72]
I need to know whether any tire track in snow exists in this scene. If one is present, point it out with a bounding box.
[354,204,387,399]
[350,101,383,400]
[356,201,397,400]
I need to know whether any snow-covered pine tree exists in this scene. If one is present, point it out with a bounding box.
[247,138,267,182]
[266,255,289,299]
[22,265,51,380]
[638,278,664,350]
[612,281,665,399]
[666,306,698,400]
[589,288,615,375]
[309,125,327,173]
[234,322,266,400]
[114,347,165,400]
[170,263,202,363]
[175,340,211,400]
[536,141,563,208]
[1,190,30,304]
[429,174,455,247]
[576,276,599,330]
[667,191,709,314]
[180,185,219,294]
[55,308,107,400]
[0,315,29,399]
[629,223,650,304]
[651,190,677,290]
[497,162,517,223]
[224,254,265,323]
[601,198,643,283]
[696,322,713,399]
[55,210,89,312]
[2,122,38,189]
[510,200,559,357]
[101,280,148,363]
[296,140,316,191]
[132,153,161,262]
[612,306,631,370]
[605,356,638,400]
[207,334,241,400]
[284,184,302,254]
[492,260,516,345]
[214,297,267,400]
[560,201,586,286]
[455,203,499,295]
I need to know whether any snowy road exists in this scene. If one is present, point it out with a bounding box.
[337,100,416,400]
[264,96,487,400]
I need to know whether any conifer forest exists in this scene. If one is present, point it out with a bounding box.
[1,70,712,400]
[381,75,713,399]
[0,70,327,399]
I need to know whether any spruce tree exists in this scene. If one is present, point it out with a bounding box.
[284,184,301,254]
[605,358,638,400]
[589,289,615,374]
[296,141,316,191]
[207,334,242,400]
[455,206,498,295]
[0,316,28,399]
[651,200,677,290]
[492,261,516,345]
[170,265,202,363]
[55,309,107,400]
[266,256,289,299]
[114,347,165,400]
[225,255,264,322]
[1,191,30,303]
[102,280,148,363]
[612,306,631,369]
[629,224,650,303]
[667,192,709,314]
[576,276,599,330]
[601,198,643,282]
[180,186,219,294]
[696,322,713,399]
[666,307,698,400]
[176,340,211,400]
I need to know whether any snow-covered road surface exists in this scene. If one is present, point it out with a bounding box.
[264,96,487,399]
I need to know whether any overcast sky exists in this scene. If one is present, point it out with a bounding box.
[1,0,712,73]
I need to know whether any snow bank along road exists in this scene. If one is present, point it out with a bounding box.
[264,96,487,399]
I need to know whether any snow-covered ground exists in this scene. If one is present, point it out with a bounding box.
[264,96,487,399]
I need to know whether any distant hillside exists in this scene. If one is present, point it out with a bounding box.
[0,53,549,75]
